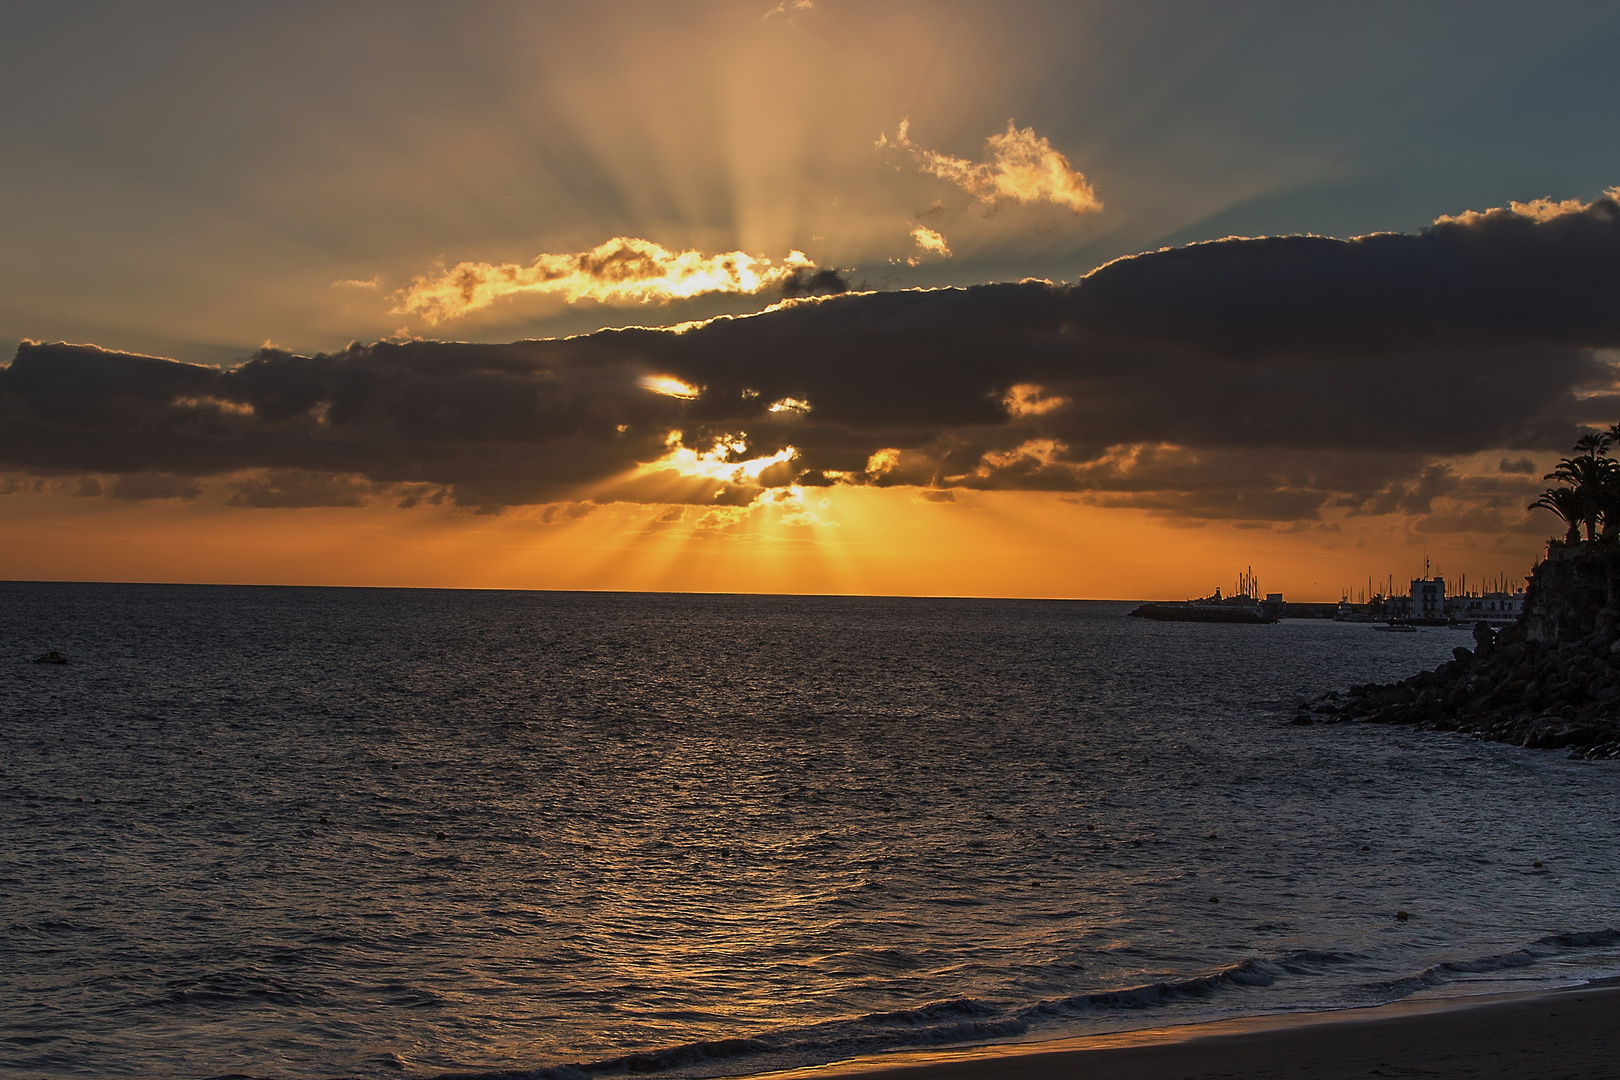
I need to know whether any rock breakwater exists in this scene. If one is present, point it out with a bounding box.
[1297,544,1620,760]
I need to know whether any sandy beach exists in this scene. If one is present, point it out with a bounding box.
[761,985,1620,1080]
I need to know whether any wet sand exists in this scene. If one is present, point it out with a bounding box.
[760,984,1620,1080]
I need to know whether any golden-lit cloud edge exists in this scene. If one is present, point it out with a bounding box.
[879,118,1102,215]
[908,226,951,265]
[5,192,1620,544]
[393,237,846,325]
[386,117,1096,329]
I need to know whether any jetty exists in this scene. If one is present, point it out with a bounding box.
[1130,568,1281,624]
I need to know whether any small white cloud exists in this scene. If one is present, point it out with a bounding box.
[913,221,946,259]
[881,118,1101,215]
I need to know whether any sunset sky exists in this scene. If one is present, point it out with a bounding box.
[5,0,1620,599]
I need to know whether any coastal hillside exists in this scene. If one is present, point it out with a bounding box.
[1301,542,1620,759]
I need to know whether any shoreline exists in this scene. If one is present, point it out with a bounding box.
[748,982,1620,1080]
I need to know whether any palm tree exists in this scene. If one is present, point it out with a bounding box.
[1529,430,1620,542]
[1601,468,1620,542]
[1545,451,1614,541]
[1530,486,1583,545]
[1600,425,1620,540]
[1577,431,1613,458]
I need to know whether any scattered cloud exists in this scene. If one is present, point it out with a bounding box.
[908,225,951,265]
[880,119,1101,215]
[763,0,814,19]
[767,396,812,415]
[394,237,821,324]
[7,194,1620,530]
[639,375,702,400]
[694,507,749,532]
[779,266,850,297]
[107,472,202,502]
[538,501,595,525]
[1003,383,1066,418]
[225,469,375,509]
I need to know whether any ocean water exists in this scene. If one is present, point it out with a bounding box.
[3,582,1619,1080]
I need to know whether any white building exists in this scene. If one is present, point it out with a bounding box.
[1449,590,1526,624]
[1411,577,1446,622]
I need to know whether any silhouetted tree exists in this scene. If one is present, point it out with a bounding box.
[1523,430,1620,542]
[1530,486,1584,545]
[1544,434,1615,541]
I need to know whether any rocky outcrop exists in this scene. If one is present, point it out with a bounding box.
[1298,545,1620,760]
[1522,540,1620,641]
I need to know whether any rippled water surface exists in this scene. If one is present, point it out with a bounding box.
[3,582,1619,1079]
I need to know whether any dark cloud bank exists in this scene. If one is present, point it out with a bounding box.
[5,195,1620,524]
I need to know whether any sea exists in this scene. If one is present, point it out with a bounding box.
[3,582,1619,1080]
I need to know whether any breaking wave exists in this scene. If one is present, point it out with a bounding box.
[1366,928,1620,999]
[433,932,1619,1080]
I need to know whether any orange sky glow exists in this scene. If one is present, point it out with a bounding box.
[0,480,1548,602]
[4,2,1620,599]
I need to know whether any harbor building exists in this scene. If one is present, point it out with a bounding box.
[1448,590,1526,624]
[1411,577,1446,623]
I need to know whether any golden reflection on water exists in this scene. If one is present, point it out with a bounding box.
[5,583,1617,1079]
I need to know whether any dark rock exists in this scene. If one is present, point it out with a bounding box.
[32,650,68,664]
[1301,544,1620,757]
